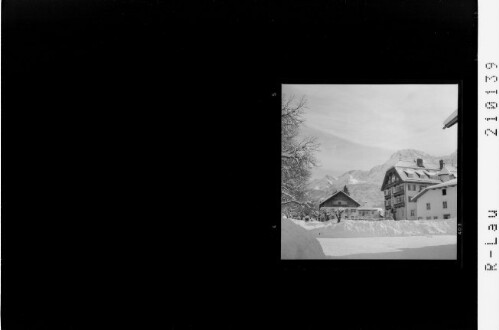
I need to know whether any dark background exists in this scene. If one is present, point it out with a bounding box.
[2,0,477,329]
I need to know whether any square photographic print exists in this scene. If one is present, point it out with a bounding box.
[281,84,459,260]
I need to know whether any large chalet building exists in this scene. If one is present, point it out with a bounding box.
[319,190,361,208]
[380,158,457,220]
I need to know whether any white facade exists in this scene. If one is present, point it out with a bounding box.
[415,184,457,220]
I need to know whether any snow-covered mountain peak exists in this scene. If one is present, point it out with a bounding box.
[388,149,431,162]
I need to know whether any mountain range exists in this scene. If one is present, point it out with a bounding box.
[305,149,457,208]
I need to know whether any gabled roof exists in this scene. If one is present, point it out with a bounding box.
[443,110,458,129]
[411,179,458,202]
[394,160,421,168]
[381,166,441,190]
[381,157,459,190]
[394,159,441,170]
[319,190,361,207]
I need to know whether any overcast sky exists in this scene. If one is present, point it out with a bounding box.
[283,84,458,177]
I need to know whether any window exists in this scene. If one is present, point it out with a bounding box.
[426,203,431,210]
[433,216,438,219]
[426,216,431,220]
[413,184,416,191]
[416,170,428,179]
[443,201,447,209]
[443,214,451,219]
[404,170,416,179]
[410,210,415,217]
[442,189,447,196]
[418,217,423,220]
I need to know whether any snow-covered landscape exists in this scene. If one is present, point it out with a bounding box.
[281,85,459,260]
[281,217,457,259]
[289,217,457,237]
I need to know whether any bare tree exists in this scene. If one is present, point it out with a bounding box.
[281,94,320,214]
[333,208,346,223]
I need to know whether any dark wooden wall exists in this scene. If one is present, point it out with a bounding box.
[321,192,359,208]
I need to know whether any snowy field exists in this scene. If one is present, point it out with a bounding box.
[281,217,457,259]
[317,236,456,259]
[289,218,457,238]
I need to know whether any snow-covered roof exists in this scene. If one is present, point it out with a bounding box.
[443,110,458,129]
[381,158,458,191]
[356,207,383,211]
[411,179,458,202]
[394,159,441,170]
[319,190,362,207]
[393,167,442,184]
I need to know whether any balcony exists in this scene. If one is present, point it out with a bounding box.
[393,200,405,208]
[384,193,392,199]
[393,186,405,197]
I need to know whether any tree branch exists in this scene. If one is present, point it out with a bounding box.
[281,200,307,206]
